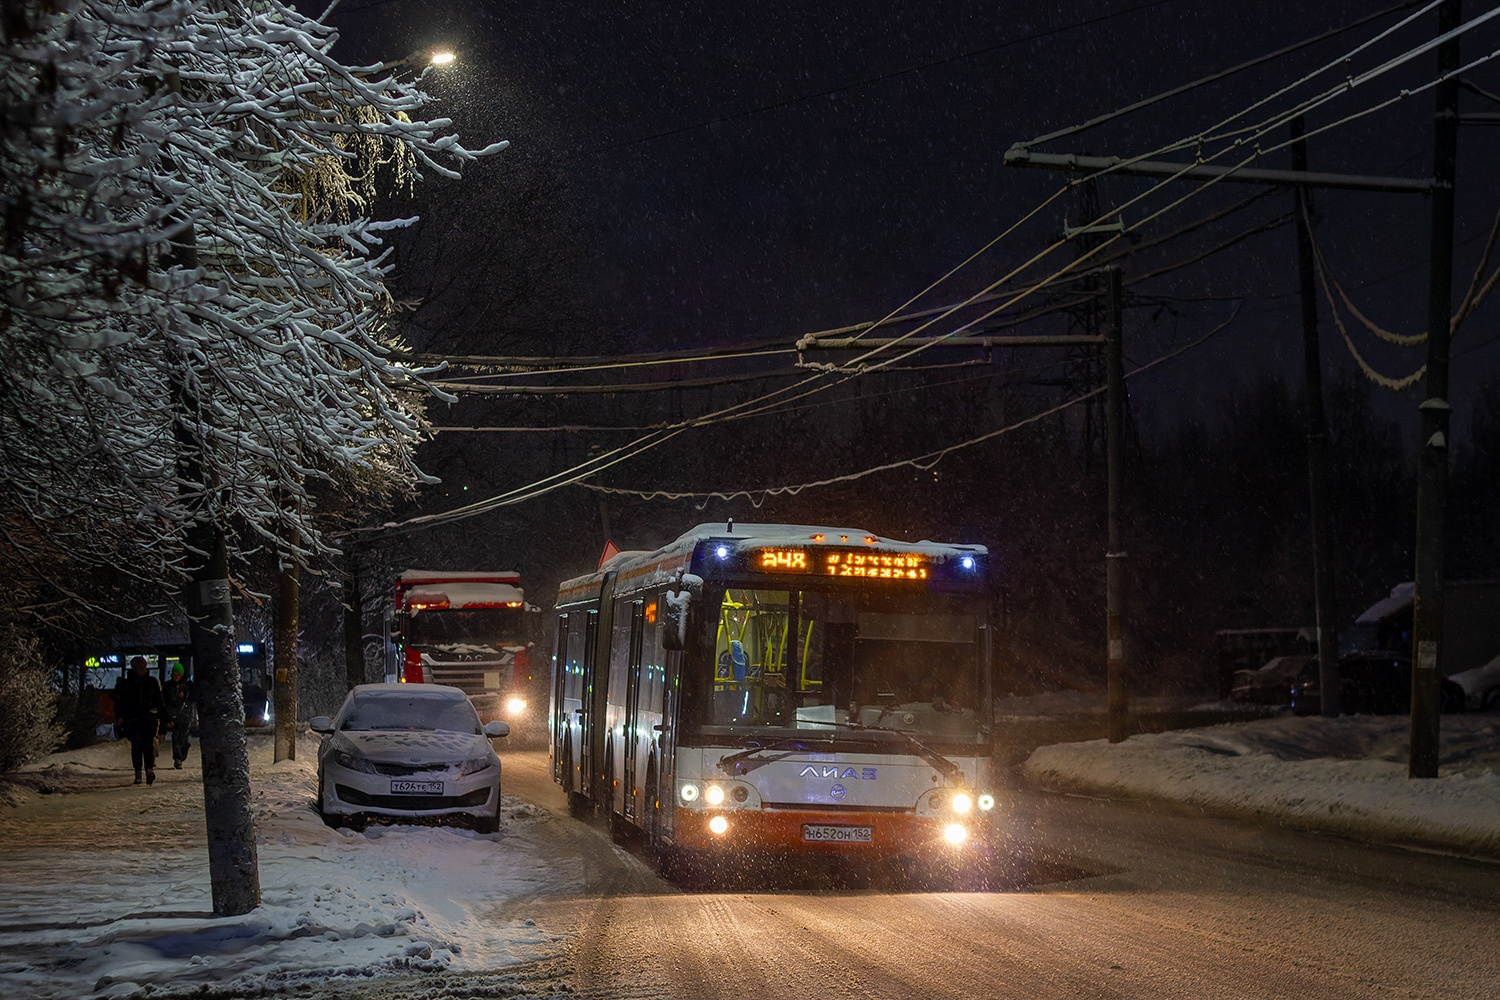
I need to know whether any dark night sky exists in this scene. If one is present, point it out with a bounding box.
[314,1,1500,530]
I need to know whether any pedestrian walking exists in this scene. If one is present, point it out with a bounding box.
[160,663,195,769]
[115,656,165,785]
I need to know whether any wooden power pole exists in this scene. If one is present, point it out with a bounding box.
[1105,267,1130,744]
[1410,0,1462,779]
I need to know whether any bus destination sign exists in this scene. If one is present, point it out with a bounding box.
[824,551,928,580]
[756,548,811,572]
[750,547,930,581]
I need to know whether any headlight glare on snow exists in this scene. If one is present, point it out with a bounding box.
[943,823,968,845]
[333,751,380,775]
[704,784,726,806]
[708,815,729,835]
[951,792,972,814]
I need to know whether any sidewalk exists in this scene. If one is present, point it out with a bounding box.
[0,735,568,999]
[1020,712,1500,858]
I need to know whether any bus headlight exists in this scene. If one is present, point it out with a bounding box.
[506,696,527,715]
[943,823,968,845]
[978,793,995,812]
[708,815,729,835]
[704,784,725,806]
[952,792,972,814]
[680,783,700,803]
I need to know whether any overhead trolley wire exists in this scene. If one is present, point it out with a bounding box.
[580,305,1245,506]
[361,6,1495,536]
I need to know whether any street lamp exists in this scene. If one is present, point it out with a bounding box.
[429,50,456,67]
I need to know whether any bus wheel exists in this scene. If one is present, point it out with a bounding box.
[562,747,589,819]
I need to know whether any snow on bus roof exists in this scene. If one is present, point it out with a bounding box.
[557,522,986,596]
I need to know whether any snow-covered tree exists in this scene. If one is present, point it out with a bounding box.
[0,0,503,589]
[1,0,504,915]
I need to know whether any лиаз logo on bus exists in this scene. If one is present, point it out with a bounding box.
[800,765,877,780]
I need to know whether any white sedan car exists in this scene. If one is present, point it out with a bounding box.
[312,684,509,833]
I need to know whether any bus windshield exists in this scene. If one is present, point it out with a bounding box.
[698,586,987,741]
[407,607,524,647]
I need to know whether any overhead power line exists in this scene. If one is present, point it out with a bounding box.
[580,304,1243,505]
[364,6,1490,536]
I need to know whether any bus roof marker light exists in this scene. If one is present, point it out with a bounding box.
[961,555,976,571]
[864,535,877,544]
[715,545,729,560]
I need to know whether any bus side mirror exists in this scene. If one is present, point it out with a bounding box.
[661,573,703,651]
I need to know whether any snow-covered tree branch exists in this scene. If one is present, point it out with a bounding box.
[0,0,505,599]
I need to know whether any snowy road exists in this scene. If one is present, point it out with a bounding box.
[478,751,1500,1000]
[1,740,1497,999]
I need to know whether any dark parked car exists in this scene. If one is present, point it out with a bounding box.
[1291,652,1466,716]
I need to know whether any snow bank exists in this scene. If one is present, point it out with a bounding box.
[1023,714,1500,857]
[0,736,571,998]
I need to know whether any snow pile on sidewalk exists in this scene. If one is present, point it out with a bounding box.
[0,736,572,999]
[1023,714,1500,856]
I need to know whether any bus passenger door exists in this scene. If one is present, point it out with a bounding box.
[621,600,645,819]
[579,609,599,799]
[551,614,568,782]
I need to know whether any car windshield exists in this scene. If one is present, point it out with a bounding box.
[407,606,524,646]
[698,586,986,741]
[340,694,481,733]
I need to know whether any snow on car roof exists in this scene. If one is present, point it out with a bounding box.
[352,683,467,699]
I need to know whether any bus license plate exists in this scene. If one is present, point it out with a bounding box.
[802,824,872,844]
[390,780,443,795]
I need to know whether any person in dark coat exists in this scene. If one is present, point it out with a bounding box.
[115,656,165,784]
[160,663,195,769]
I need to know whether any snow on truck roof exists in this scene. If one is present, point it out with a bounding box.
[557,522,986,598]
[403,582,524,608]
[398,570,519,583]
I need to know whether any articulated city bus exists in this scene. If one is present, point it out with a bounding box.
[551,522,998,870]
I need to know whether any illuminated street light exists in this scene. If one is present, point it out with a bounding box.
[430,50,456,67]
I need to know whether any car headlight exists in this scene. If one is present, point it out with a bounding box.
[333,751,380,774]
[459,756,496,776]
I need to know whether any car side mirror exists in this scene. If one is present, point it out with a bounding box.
[484,720,511,738]
[661,573,704,652]
[310,716,334,734]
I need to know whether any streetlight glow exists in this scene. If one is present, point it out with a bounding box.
[430,50,456,67]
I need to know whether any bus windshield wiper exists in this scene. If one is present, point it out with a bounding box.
[836,721,967,787]
[717,737,826,775]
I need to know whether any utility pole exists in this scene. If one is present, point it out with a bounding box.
[1105,267,1130,744]
[1411,0,1461,779]
[1291,115,1341,718]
